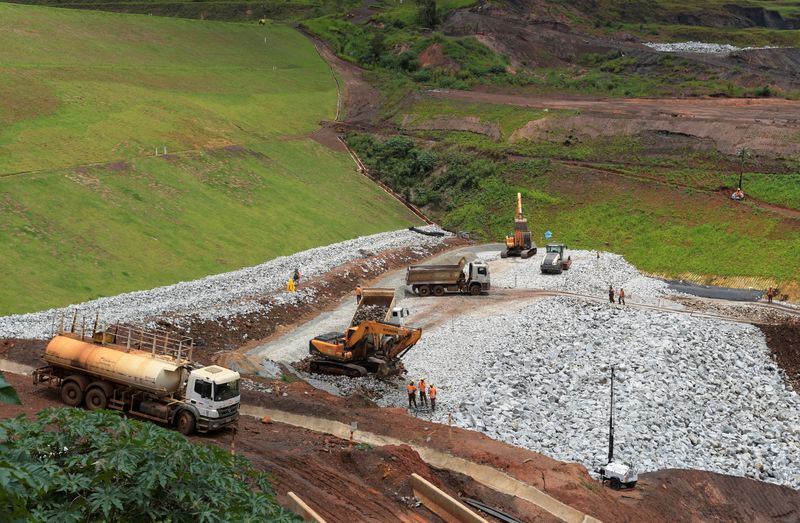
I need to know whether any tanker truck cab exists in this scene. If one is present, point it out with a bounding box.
[184,366,241,432]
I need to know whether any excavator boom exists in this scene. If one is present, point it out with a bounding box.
[309,320,422,378]
[516,192,523,220]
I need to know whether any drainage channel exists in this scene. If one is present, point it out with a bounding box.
[240,405,600,523]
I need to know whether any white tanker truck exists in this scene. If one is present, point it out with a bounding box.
[33,323,239,435]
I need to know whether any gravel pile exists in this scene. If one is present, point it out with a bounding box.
[493,250,678,307]
[352,305,389,325]
[375,297,800,488]
[643,41,779,54]
[0,226,448,339]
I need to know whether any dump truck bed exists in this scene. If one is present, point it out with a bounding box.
[405,257,467,285]
[350,288,396,327]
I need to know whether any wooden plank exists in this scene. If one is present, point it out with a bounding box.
[286,491,327,523]
[410,473,488,523]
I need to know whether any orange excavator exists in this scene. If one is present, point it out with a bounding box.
[308,321,422,378]
[502,192,537,259]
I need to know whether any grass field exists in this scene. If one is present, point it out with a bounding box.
[0,3,419,314]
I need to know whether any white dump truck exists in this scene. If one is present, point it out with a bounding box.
[33,323,239,435]
[406,257,490,296]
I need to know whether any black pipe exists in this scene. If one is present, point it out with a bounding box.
[608,366,615,464]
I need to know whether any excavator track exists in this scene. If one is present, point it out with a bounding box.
[309,360,368,377]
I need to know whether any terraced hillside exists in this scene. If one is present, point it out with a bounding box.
[0,3,420,315]
[264,0,800,299]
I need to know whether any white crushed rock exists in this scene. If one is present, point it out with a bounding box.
[643,41,780,54]
[492,249,679,307]
[0,226,449,339]
[317,250,799,488]
[383,297,800,489]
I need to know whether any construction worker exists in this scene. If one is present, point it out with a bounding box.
[429,384,437,411]
[407,381,417,409]
[767,287,774,303]
[287,278,296,293]
[608,285,615,304]
[355,284,363,304]
[618,287,625,305]
[418,378,427,407]
[293,268,301,287]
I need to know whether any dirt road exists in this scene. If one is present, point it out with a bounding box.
[427,89,800,157]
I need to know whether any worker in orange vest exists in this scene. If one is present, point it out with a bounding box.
[618,287,625,305]
[407,381,417,409]
[428,384,437,411]
[355,284,363,304]
[418,378,427,407]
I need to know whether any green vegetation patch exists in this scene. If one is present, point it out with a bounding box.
[0,4,337,173]
[399,98,552,138]
[349,130,800,283]
[0,4,418,314]
[0,407,300,521]
[0,141,417,315]
[728,172,800,210]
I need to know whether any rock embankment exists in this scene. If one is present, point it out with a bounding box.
[0,227,448,339]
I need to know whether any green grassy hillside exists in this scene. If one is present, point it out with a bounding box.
[0,3,419,314]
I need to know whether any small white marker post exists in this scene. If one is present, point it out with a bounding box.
[349,421,358,449]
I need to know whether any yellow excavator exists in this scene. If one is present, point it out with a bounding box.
[308,321,422,378]
[502,192,537,259]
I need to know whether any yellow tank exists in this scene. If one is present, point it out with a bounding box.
[45,335,184,395]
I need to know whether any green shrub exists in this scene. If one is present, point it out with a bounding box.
[0,408,299,522]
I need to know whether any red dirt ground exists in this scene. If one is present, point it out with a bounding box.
[760,320,800,393]
[3,371,798,522]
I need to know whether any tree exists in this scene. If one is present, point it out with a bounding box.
[417,0,438,28]
[0,408,300,522]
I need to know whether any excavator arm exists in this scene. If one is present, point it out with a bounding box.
[344,321,422,360]
[382,325,422,361]
[309,321,422,377]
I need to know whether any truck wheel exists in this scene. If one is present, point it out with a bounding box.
[469,284,481,296]
[176,411,196,435]
[60,381,84,407]
[625,481,637,489]
[500,250,508,259]
[85,388,108,410]
[418,286,431,297]
[433,285,445,297]
[610,478,621,490]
